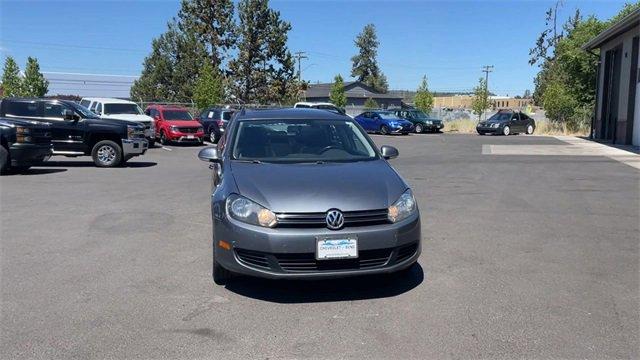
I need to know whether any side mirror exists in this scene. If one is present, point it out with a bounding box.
[380,145,399,160]
[63,109,76,121]
[198,146,221,162]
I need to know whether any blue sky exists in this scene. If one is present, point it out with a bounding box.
[0,0,629,97]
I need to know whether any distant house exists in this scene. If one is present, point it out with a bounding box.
[304,81,403,114]
[583,9,639,146]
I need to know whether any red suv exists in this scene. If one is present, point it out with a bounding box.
[144,105,204,145]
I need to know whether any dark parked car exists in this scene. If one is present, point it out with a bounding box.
[196,107,235,143]
[0,117,52,174]
[394,109,444,133]
[197,108,421,284]
[354,110,414,135]
[477,110,536,136]
[0,98,148,167]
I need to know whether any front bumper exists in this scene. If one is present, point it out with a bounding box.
[121,138,148,157]
[9,143,53,166]
[391,126,414,134]
[425,123,444,131]
[168,131,204,142]
[476,126,502,134]
[213,212,421,279]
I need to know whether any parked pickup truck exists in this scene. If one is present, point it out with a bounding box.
[0,117,53,174]
[0,98,148,167]
[80,97,156,147]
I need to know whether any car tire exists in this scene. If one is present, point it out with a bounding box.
[160,131,169,145]
[148,139,155,148]
[502,126,510,136]
[11,165,31,173]
[415,124,424,133]
[380,125,390,135]
[91,140,122,167]
[526,124,534,135]
[0,145,9,175]
[212,255,231,285]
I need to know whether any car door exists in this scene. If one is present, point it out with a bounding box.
[371,112,382,131]
[510,112,521,132]
[43,101,87,154]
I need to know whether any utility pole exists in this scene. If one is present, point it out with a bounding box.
[294,51,308,82]
[481,65,494,120]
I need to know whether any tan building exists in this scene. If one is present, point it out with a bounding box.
[583,9,639,146]
[434,95,532,109]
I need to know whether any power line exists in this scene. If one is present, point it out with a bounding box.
[294,51,308,81]
[481,65,494,120]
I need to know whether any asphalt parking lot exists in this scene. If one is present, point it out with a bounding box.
[1,133,638,359]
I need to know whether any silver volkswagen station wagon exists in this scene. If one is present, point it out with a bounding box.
[198,108,421,284]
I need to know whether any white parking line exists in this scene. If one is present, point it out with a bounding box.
[482,136,640,170]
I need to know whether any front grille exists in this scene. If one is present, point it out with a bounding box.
[234,242,418,273]
[275,209,389,228]
[177,127,199,133]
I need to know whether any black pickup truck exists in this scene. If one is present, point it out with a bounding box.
[0,98,148,167]
[0,117,53,174]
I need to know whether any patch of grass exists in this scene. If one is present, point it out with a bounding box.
[443,118,589,136]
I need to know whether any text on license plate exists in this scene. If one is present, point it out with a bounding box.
[316,237,358,260]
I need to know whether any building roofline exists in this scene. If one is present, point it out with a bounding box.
[582,8,640,50]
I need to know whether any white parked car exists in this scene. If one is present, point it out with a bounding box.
[294,102,351,117]
[80,98,156,146]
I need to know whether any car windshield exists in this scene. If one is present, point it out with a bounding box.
[104,103,142,115]
[163,110,193,120]
[232,119,378,163]
[410,111,429,119]
[69,102,100,119]
[487,112,512,122]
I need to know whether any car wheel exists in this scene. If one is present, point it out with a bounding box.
[160,131,169,145]
[380,125,390,135]
[526,124,534,135]
[212,254,231,285]
[0,145,8,175]
[11,165,31,173]
[148,139,155,148]
[415,124,424,133]
[502,126,510,136]
[210,130,219,144]
[91,140,122,167]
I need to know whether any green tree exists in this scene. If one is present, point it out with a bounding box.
[350,24,388,93]
[178,0,236,70]
[22,57,48,97]
[193,61,225,109]
[229,0,296,104]
[131,20,207,102]
[1,57,23,97]
[363,97,378,109]
[413,75,434,113]
[471,77,489,120]
[329,74,347,108]
[543,80,577,124]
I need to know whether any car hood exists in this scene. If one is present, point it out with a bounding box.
[91,117,145,128]
[102,114,153,123]
[164,120,201,127]
[230,160,407,213]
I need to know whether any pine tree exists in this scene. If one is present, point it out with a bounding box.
[229,0,296,104]
[131,20,207,102]
[178,0,236,70]
[193,61,225,109]
[351,24,388,93]
[1,57,23,97]
[22,57,49,97]
[413,76,434,113]
[364,97,378,109]
[329,74,347,108]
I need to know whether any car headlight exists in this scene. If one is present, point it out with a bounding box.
[15,126,32,143]
[127,125,142,139]
[170,125,179,132]
[388,189,417,223]
[226,194,277,228]
[197,126,204,132]
[425,120,432,125]
[492,123,500,128]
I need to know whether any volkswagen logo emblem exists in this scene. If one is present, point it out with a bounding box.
[325,209,344,230]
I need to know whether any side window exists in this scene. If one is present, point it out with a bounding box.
[95,103,102,115]
[44,103,64,119]
[512,113,520,121]
[363,112,371,118]
[144,108,150,116]
[90,102,97,111]
[6,101,39,117]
